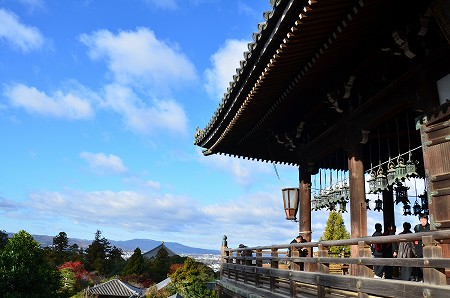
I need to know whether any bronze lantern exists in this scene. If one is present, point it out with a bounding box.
[405,158,418,178]
[367,170,377,194]
[282,188,299,220]
[386,161,396,186]
[394,157,407,183]
[395,184,410,205]
[374,198,383,212]
[413,200,422,216]
[375,167,388,193]
[403,203,412,216]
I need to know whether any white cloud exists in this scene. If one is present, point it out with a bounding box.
[80,152,128,175]
[79,28,197,92]
[102,83,188,136]
[197,149,272,186]
[204,39,249,100]
[0,8,45,52]
[3,83,94,120]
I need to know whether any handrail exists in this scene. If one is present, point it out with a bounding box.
[219,230,450,298]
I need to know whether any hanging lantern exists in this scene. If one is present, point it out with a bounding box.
[419,191,428,214]
[328,202,336,211]
[341,181,350,200]
[405,159,418,178]
[375,167,388,193]
[367,170,377,194]
[386,161,396,186]
[413,200,422,216]
[366,198,371,210]
[403,203,412,216]
[311,197,318,211]
[395,184,410,205]
[374,198,383,212]
[338,199,348,213]
[282,188,299,220]
[394,157,407,183]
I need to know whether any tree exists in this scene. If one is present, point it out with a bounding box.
[123,247,144,276]
[0,230,62,297]
[58,261,92,296]
[53,231,69,251]
[148,247,171,282]
[84,230,111,275]
[321,211,351,255]
[0,230,8,251]
[168,257,217,298]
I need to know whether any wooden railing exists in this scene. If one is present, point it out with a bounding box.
[218,230,450,298]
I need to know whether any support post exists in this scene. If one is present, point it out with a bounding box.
[299,165,312,270]
[317,244,329,298]
[348,144,367,275]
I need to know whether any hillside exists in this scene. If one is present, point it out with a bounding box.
[7,233,220,255]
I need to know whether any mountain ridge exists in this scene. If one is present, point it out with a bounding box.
[6,232,220,255]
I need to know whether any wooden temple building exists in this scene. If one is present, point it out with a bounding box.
[195,0,450,297]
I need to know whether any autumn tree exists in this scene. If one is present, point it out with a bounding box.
[0,230,62,297]
[58,261,92,297]
[168,257,217,298]
[321,211,351,255]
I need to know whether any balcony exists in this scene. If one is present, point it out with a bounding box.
[218,230,450,297]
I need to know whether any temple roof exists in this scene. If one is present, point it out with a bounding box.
[194,0,446,171]
[86,279,143,297]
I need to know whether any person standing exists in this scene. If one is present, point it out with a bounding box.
[371,223,384,278]
[413,214,430,281]
[382,223,397,279]
[397,222,415,281]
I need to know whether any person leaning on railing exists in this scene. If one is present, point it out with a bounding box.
[372,223,384,279]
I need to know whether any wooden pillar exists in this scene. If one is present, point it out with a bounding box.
[299,166,311,240]
[348,144,367,275]
[382,188,395,229]
[299,166,312,271]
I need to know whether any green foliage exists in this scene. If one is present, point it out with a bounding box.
[84,230,111,274]
[123,247,144,276]
[148,247,171,282]
[0,230,8,251]
[169,257,217,298]
[321,211,351,255]
[53,231,69,251]
[0,230,62,298]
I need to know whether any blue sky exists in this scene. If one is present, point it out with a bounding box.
[0,0,423,250]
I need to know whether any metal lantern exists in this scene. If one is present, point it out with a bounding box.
[394,157,407,183]
[338,199,348,213]
[386,161,396,186]
[367,170,377,194]
[282,188,299,220]
[405,159,418,178]
[366,198,371,210]
[419,191,428,214]
[375,167,388,192]
[341,181,350,200]
[374,198,383,212]
[311,197,318,211]
[394,184,410,205]
[413,200,422,216]
[403,203,412,216]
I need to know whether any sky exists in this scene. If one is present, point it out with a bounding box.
[0,0,426,251]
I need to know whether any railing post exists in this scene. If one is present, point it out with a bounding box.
[221,235,231,279]
[291,245,300,271]
[357,241,371,298]
[423,235,447,285]
[317,244,329,298]
[358,241,372,278]
[255,249,262,288]
[270,247,278,292]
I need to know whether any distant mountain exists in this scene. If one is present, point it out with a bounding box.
[6,232,220,255]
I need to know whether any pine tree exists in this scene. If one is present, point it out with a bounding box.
[321,211,351,255]
[84,230,111,274]
[122,247,144,276]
